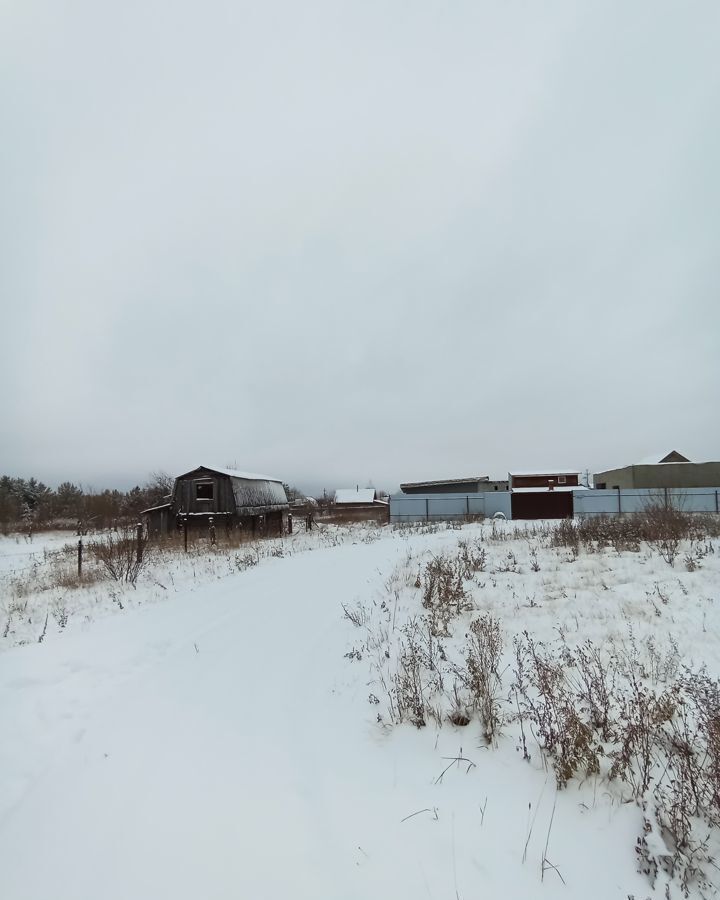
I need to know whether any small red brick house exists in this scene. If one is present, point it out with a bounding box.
[509,470,581,490]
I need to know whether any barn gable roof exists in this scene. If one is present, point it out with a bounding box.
[174,465,288,513]
[176,465,283,483]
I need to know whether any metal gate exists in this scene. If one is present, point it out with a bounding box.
[511,491,573,520]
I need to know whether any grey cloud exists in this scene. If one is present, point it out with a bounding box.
[1,0,718,493]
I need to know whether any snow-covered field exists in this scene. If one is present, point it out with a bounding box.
[1,520,719,899]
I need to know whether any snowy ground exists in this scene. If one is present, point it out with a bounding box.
[1,520,719,899]
[0,530,81,577]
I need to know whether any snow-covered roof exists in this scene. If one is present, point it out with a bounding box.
[183,465,283,483]
[334,488,377,504]
[512,485,587,493]
[290,496,318,507]
[400,476,489,489]
[510,469,581,477]
[596,451,697,472]
[635,451,691,466]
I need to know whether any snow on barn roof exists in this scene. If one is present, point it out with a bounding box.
[140,503,172,513]
[172,466,289,512]
[334,488,377,504]
[182,465,284,483]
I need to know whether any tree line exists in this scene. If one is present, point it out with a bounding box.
[0,472,174,535]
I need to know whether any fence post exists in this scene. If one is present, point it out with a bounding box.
[425,498,429,522]
[664,486,668,510]
[136,523,143,563]
[466,496,470,517]
[716,490,719,514]
[183,516,188,552]
[617,487,622,516]
[77,539,83,579]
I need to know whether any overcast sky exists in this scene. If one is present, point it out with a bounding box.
[1,0,719,494]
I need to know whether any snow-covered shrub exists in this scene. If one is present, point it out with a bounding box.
[389,621,429,728]
[495,549,520,573]
[233,550,259,571]
[642,501,689,566]
[457,538,487,575]
[421,553,471,636]
[383,616,447,728]
[341,600,368,628]
[552,515,643,553]
[609,675,678,796]
[87,527,147,586]
[464,615,504,744]
[513,632,603,788]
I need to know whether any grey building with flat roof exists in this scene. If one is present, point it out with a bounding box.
[594,452,720,490]
[400,477,508,494]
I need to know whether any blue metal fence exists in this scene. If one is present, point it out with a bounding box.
[390,487,720,523]
[573,487,720,517]
[389,492,511,523]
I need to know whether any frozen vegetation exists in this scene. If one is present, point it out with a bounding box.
[1,514,720,899]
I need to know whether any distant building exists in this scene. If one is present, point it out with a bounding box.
[400,476,508,494]
[594,452,720,490]
[142,466,289,537]
[334,488,381,506]
[290,495,318,508]
[329,487,388,524]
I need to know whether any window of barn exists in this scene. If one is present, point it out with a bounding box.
[195,481,214,500]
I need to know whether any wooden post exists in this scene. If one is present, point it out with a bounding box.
[183,516,188,552]
[77,539,83,579]
[617,487,622,516]
[425,498,429,522]
[136,523,143,563]
[715,490,719,514]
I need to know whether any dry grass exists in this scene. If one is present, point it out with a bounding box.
[346,521,720,896]
[551,505,720,565]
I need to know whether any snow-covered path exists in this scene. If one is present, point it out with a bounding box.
[1,543,372,898]
[0,533,653,899]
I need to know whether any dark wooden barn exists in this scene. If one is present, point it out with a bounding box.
[143,466,289,538]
